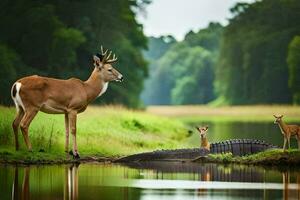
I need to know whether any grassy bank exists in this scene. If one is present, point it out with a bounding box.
[0,106,189,163]
[147,105,300,123]
[206,149,300,166]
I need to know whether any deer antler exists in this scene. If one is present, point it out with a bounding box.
[100,45,108,57]
[106,53,117,63]
[99,45,118,64]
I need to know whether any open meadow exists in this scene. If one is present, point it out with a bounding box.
[1,105,300,163]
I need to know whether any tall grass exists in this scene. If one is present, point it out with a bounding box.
[0,106,189,157]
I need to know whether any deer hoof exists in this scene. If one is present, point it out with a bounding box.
[73,153,80,159]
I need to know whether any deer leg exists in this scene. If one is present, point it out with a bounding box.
[287,134,291,150]
[20,109,38,151]
[297,134,300,150]
[68,112,79,158]
[283,137,287,151]
[64,114,70,153]
[12,109,25,150]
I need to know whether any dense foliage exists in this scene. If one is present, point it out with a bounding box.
[215,0,300,105]
[0,0,148,107]
[143,0,300,105]
[287,35,300,104]
[142,23,222,105]
[2,0,300,107]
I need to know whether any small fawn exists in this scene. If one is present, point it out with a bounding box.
[196,126,210,150]
[273,115,300,151]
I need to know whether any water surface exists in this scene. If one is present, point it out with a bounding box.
[1,162,300,200]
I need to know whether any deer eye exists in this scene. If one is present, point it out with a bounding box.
[108,68,112,72]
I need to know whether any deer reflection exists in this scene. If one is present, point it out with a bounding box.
[197,165,211,195]
[64,164,79,200]
[282,171,300,200]
[283,171,290,200]
[12,167,30,200]
[12,164,79,200]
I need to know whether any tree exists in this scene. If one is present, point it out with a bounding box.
[140,36,176,105]
[287,36,300,104]
[142,23,222,105]
[0,0,148,107]
[215,0,300,104]
[0,44,25,105]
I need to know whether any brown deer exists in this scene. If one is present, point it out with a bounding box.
[11,46,123,158]
[273,115,300,151]
[196,126,210,150]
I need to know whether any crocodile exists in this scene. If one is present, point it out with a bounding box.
[115,139,278,162]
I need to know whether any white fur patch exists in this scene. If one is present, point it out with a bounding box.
[12,82,25,112]
[98,82,108,97]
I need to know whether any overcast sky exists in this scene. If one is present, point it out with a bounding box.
[137,0,255,40]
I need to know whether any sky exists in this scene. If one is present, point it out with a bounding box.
[137,0,255,40]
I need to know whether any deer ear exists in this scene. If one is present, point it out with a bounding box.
[93,55,100,62]
[205,126,209,131]
[93,55,102,68]
[273,115,276,118]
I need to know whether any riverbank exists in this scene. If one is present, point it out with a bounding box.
[2,148,300,166]
[0,149,113,164]
[0,105,190,163]
[204,149,300,166]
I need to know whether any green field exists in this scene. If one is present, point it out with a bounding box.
[0,106,189,162]
[1,105,300,164]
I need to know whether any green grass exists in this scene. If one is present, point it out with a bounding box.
[0,105,189,162]
[207,149,300,165]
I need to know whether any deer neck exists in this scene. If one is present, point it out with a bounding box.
[278,120,288,134]
[84,68,108,102]
[201,136,209,148]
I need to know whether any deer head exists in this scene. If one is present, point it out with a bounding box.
[93,46,123,82]
[196,126,209,138]
[273,114,283,124]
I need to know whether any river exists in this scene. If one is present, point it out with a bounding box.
[1,162,300,200]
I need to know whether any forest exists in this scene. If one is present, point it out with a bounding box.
[142,0,300,105]
[0,0,149,107]
[1,0,300,107]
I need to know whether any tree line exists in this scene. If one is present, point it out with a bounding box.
[0,0,149,107]
[142,0,300,105]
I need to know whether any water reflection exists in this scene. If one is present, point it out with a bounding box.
[123,162,264,182]
[2,163,300,199]
[282,171,300,200]
[11,164,79,200]
[64,164,79,200]
[12,167,30,200]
